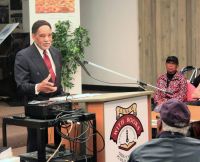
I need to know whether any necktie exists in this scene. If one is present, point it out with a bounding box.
[43,50,56,82]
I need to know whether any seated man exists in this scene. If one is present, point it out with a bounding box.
[128,99,200,162]
[154,56,187,106]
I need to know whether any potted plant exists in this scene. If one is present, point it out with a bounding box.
[53,20,90,90]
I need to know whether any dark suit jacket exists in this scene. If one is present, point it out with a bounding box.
[14,43,63,102]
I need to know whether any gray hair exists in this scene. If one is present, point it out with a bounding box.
[162,121,189,135]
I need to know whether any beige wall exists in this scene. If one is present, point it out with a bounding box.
[80,0,140,86]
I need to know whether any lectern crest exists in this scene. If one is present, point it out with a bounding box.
[110,103,144,151]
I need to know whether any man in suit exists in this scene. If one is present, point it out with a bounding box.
[14,20,63,152]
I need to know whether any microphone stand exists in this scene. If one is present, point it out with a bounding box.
[80,59,172,95]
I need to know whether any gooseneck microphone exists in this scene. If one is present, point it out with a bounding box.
[137,81,173,95]
[76,59,173,95]
[76,59,91,77]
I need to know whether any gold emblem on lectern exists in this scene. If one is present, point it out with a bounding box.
[110,103,144,151]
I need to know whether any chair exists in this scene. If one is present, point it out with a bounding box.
[190,121,200,139]
[180,66,200,101]
[180,66,198,83]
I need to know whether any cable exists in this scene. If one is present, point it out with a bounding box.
[51,108,84,125]
[55,120,105,152]
[84,155,88,162]
[62,122,73,153]
[89,75,146,90]
[90,75,139,85]
[46,120,73,162]
[46,138,63,162]
[51,111,105,160]
[87,121,105,153]
[73,123,77,153]
[77,59,145,89]
[54,121,90,142]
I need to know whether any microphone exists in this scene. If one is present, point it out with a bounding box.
[83,59,138,83]
[137,81,147,87]
[76,59,91,77]
[137,81,173,95]
[78,59,173,94]
[165,90,173,95]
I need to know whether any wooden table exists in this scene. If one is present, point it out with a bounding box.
[151,105,200,128]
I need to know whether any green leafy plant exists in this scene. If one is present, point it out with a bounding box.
[53,20,90,89]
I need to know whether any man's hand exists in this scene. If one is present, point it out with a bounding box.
[37,74,57,93]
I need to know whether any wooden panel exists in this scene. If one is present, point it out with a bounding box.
[139,0,157,84]
[87,102,105,162]
[177,0,187,66]
[48,127,54,144]
[161,0,170,64]
[186,0,193,65]
[147,95,152,139]
[190,0,200,68]
[151,105,200,129]
[138,0,200,86]
[190,0,197,66]
[155,0,162,76]
[170,0,178,55]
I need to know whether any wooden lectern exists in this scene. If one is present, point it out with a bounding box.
[72,91,153,162]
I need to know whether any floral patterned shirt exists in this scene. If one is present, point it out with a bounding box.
[154,72,187,105]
